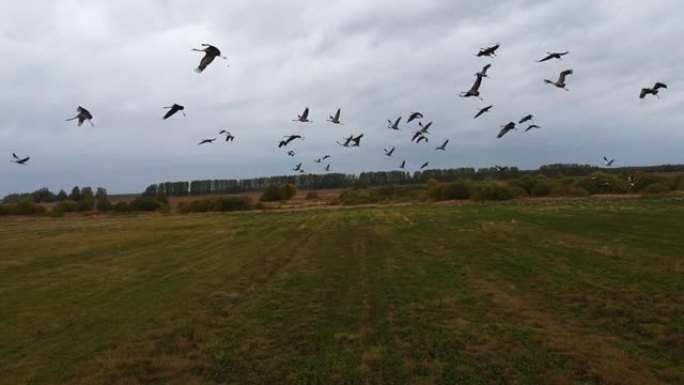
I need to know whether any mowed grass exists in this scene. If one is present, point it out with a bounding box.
[1,199,682,385]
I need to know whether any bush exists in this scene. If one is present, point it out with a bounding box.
[530,181,554,197]
[113,202,131,213]
[641,182,669,194]
[339,187,379,205]
[575,172,627,195]
[260,184,297,202]
[129,196,163,212]
[470,184,517,201]
[52,201,79,216]
[305,191,319,200]
[430,180,472,201]
[96,196,113,212]
[567,187,590,197]
[178,196,253,213]
[0,205,8,216]
[8,198,47,215]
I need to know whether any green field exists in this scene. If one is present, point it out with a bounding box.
[1,199,682,384]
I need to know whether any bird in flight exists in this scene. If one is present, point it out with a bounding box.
[399,160,406,169]
[387,116,402,130]
[219,130,235,141]
[477,43,500,57]
[279,135,304,148]
[11,152,30,165]
[435,139,449,150]
[287,150,296,157]
[420,161,430,169]
[544,69,573,90]
[474,105,493,119]
[350,134,364,147]
[639,82,667,99]
[322,155,331,160]
[460,74,484,100]
[415,134,429,144]
[518,114,533,124]
[407,112,423,123]
[293,107,312,123]
[192,44,227,73]
[603,156,615,166]
[412,121,432,141]
[293,163,304,173]
[497,122,516,138]
[337,135,354,147]
[324,164,331,172]
[197,138,216,145]
[327,108,342,124]
[65,106,94,127]
[524,124,541,132]
[537,51,569,62]
[477,63,492,78]
[163,104,185,120]
[384,146,395,156]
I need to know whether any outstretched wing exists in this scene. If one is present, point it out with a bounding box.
[558,69,573,83]
[196,53,216,73]
[654,82,667,90]
[470,74,483,92]
[639,88,649,99]
[537,54,554,62]
[301,107,310,119]
[163,106,178,120]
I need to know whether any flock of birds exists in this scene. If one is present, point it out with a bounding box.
[8,42,669,179]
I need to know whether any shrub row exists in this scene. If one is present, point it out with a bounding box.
[178,196,253,213]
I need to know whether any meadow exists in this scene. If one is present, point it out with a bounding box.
[1,198,682,384]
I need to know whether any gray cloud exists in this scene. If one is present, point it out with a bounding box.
[1,0,683,195]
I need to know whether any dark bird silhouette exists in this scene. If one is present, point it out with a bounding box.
[495,165,508,172]
[219,130,235,141]
[65,106,94,127]
[384,146,395,156]
[524,124,541,132]
[279,134,304,148]
[387,116,402,130]
[399,160,406,169]
[497,122,516,138]
[412,121,432,141]
[640,82,667,99]
[407,112,423,123]
[163,104,185,119]
[324,164,331,172]
[477,63,492,77]
[477,43,500,57]
[293,107,312,122]
[11,152,30,165]
[436,139,449,150]
[322,155,331,160]
[420,161,430,169]
[537,51,569,62]
[544,69,573,90]
[351,134,364,147]
[519,114,533,124]
[415,134,429,144]
[603,156,615,166]
[192,44,227,73]
[197,138,216,145]
[287,150,296,157]
[337,134,354,147]
[474,105,493,119]
[327,108,342,124]
[293,163,303,172]
[315,158,322,163]
[460,74,484,99]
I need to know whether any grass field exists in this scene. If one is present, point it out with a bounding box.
[1,198,682,384]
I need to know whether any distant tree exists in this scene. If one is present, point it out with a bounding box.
[56,189,68,202]
[78,187,95,211]
[31,188,56,203]
[143,184,158,197]
[69,186,82,202]
[95,188,112,212]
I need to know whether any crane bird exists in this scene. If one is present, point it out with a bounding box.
[322,155,331,160]
[327,108,342,124]
[219,130,235,141]
[415,134,429,143]
[197,138,216,145]
[337,134,354,147]
[162,104,185,119]
[544,69,573,90]
[477,63,492,77]
[474,105,493,119]
[477,43,500,57]
[524,124,541,132]
[387,116,402,130]
[65,106,94,127]
[497,122,516,138]
[351,134,364,147]
[603,156,615,166]
[384,146,395,156]
[420,161,430,169]
[293,163,303,172]
[399,160,406,169]
[407,112,423,123]
[412,121,432,141]
[495,165,508,172]
[192,44,228,73]
[537,51,569,62]
[293,107,312,123]
[518,114,533,124]
[287,150,296,157]
[324,164,331,172]
[460,74,484,99]
[315,158,322,163]
[640,82,667,99]
[11,153,30,165]
[436,139,449,151]
[279,134,304,148]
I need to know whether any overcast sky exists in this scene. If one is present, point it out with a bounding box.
[1,0,682,195]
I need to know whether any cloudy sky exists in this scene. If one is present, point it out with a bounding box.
[1,0,682,195]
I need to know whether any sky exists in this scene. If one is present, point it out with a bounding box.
[1,0,683,196]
